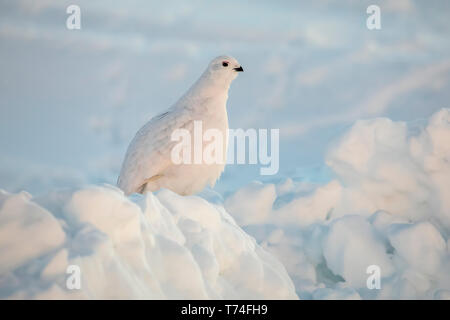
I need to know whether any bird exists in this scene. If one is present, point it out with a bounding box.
[117,55,244,196]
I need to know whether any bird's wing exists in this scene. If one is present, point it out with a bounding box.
[117,108,194,194]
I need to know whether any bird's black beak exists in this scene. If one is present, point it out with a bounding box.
[233,66,244,72]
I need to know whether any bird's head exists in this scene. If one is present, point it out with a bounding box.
[205,55,244,85]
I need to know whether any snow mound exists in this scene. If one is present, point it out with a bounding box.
[225,108,450,299]
[0,186,297,299]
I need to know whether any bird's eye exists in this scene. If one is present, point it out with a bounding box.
[222,62,229,67]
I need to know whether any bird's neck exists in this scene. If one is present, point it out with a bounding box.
[188,70,231,100]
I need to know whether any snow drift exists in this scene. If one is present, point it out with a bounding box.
[1,108,450,300]
[0,186,297,299]
[226,108,450,299]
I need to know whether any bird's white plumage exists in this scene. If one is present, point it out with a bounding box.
[118,55,243,195]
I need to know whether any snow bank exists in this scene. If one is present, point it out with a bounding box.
[225,108,450,299]
[0,186,297,299]
[1,109,449,300]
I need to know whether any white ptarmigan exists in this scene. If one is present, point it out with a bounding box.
[118,55,243,195]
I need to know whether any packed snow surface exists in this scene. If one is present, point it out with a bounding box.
[0,187,297,299]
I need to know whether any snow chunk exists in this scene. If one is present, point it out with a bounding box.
[323,216,394,288]
[388,222,446,275]
[326,108,450,225]
[0,190,66,273]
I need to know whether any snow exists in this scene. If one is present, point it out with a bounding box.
[0,191,66,273]
[225,108,450,299]
[0,186,296,299]
[1,106,450,299]
[224,181,276,226]
[387,222,446,275]
[1,108,450,300]
[322,216,394,288]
